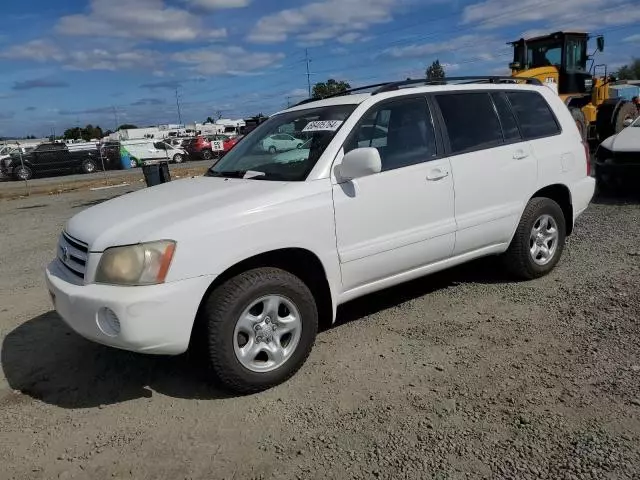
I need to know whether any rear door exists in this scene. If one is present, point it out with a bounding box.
[433,91,537,255]
[504,91,567,185]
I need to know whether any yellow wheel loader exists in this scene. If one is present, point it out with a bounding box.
[509,31,638,143]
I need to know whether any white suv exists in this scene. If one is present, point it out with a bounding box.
[46,78,595,393]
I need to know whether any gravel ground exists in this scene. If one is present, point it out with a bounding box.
[0,185,639,480]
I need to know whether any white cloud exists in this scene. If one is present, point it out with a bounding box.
[65,49,159,71]
[185,0,250,8]
[248,0,398,44]
[56,0,226,42]
[172,47,285,75]
[384,34,503,59]
[462,0,640,31]
[0,40,65,62]
[0,39,160,71]
[624,34,640,43]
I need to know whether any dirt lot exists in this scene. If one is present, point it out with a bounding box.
[1,184,639,480]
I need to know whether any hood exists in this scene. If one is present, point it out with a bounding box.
[65,176,291,252]
[601,126,640,152]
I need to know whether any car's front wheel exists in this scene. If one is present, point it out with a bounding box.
[201,268,318,394]
[202,150,213,161]
[504,197,566,280]
[173,153,184,163]
[13,165,32,181]
[82,159,97,174]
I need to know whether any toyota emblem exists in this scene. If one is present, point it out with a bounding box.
[61,245,70,263]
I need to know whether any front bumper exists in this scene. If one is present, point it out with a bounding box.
[595,158,640,178]
[45,259,215,355]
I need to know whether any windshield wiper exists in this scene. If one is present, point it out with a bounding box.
[206,169,248,178]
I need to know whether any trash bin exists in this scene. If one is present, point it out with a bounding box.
[142,160,171,187]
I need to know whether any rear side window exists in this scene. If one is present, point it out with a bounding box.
[505,91,560,139]
[436,93,503,154]
[491,92,521,142]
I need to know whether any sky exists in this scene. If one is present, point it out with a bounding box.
[0,0,639,138]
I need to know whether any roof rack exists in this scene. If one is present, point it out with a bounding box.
[291,82,394,107]
[291,76,542,107]
[372,76,542,94]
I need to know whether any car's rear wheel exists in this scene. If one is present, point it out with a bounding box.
[504,198,566,280]
[173,153,184,163]
[13,165,32,181]
[268,146,277,154]
[82,159,97,174]
[201,268,318,394]
[202,150,213,161]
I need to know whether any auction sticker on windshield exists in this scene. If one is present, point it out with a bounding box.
[303,120,343,132]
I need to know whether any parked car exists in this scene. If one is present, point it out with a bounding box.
[595,115,640,191]
[1,142,100,180]
[262,133,303,153]
[184,136,215,160]
[207,134,239,155]
[46,77,594,394]
[155,141,188,163]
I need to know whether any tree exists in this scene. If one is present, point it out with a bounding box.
[205,116,215,124]
[426,60,446,80]
[312,79,351,99]
[616,58,640,80]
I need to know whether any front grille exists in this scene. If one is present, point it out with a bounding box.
[58,232,89,280]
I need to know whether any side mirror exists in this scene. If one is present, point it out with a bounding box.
[596,36,604,52]
[338,147,382,181]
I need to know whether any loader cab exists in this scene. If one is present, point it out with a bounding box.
[509,32,592,95]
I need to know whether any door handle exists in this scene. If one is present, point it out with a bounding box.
[426,169,449,181]
[513,150,529,160]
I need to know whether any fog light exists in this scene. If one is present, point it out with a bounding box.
[97,307,121,337]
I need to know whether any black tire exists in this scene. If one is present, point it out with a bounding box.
[613,102,638,134]
[13,165,32,181]
[201,268,318,394]
[82,159,97,174]
[202,150,213,161]
[570,107,587,141]
[268,146,277,154]
[504,198,566,280]
[173,153,184,164]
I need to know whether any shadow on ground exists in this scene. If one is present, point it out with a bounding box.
[1,257,506,410]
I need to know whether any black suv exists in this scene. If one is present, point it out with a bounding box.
[1,143,101,180]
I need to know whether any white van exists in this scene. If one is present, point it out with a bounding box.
[46,77,595,393]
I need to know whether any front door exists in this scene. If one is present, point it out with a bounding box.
[332,96,457,292]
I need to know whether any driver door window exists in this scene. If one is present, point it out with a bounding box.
[345,97,438,171]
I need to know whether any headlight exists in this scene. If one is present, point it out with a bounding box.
[95,240,176,286]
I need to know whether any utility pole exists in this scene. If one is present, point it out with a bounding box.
[113,106,119,132]
[175,88,183,126]
[305,49,312,97]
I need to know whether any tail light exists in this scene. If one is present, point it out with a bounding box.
[583,141,591,176]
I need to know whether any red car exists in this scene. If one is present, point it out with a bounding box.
[185,135,239,160]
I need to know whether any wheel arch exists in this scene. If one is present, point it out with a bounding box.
[189,247,334,349]
[530,183,573,235]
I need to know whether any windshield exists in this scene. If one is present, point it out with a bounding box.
[527,39,562,69]
[207,104,357,181]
